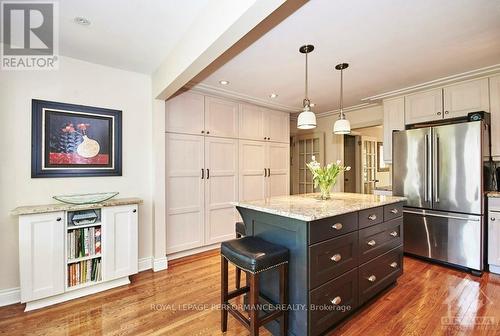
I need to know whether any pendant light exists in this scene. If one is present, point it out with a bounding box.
[333,63,351,134]
[297,45,316,129]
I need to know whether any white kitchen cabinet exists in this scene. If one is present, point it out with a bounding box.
[19,212,65,302]
[239,104,267,141]
[102,205,138,280]
[204,137,239,245]
[488,197,500,274]
[383,97,405,163]
[267,142,290,197]
[166,133,205,254]
[489,75,500,159]
[443,78,489,119]
[165,91,205,135]
[405,88,443,124]
[205,96,239,138]
[239,140,267,201]
[266,109,290,143]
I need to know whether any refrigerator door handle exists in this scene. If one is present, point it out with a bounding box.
[403,209,481,222]
[433,133,440,203]
[424,133,429,202]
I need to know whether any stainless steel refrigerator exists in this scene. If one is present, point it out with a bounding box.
[393,120,489,273]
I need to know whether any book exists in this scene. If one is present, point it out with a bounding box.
[95,227,101,254]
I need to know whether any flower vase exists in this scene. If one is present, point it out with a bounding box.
[319,181,336,200]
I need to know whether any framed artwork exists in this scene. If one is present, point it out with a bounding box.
[377,142,389,172]
[32,99,122,178]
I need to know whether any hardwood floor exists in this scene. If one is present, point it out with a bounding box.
[1,250,499,336]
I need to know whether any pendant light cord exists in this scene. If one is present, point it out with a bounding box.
[304,51,309,108]
[339,67,344,118]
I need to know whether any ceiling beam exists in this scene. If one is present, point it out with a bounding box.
[152,0,288,100]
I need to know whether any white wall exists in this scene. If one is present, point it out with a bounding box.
[0,56,153,291]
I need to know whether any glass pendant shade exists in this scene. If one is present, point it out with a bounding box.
[297,106,317,129]
[333,116,351,134]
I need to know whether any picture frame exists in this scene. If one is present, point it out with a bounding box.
[31,99,122,178]
[377,142,389,172]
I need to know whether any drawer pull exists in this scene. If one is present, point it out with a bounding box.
[389,231,398,237]
[491,217,496,221]
[390,262,398,268]
[331,223,343,230]
[368,214,377,221]
[330,296,342,305]
[390,208,399,214]
[368,275,377,282]
[330,254,342,262]
[367,240,376,246]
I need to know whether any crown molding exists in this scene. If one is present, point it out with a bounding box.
[187,82,300,113]
[362,63,500,102]
[315,102,381,118]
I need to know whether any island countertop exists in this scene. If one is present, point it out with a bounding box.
[233,192,406,221]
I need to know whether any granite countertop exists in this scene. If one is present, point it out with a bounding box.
[487,191,500,198]
[11,197,143,216]
[233,192,407,221]
[374,185,392,191]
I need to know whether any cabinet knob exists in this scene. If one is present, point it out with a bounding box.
[56,217,62,221]
[133,209,137,213]
[390,208,399,214]
[330,296,342,305]
[367,240,376,246]
[390,262,398,269]
[368,275,377,282]
[445,110,449,115]
[437,111,442,115]
[368,214,377,221]
[389,231,398,237]
[206,131,210,134]
[331,223,343,230]
[491,217,496,221]
[268,137,271,140]
[330,254,342,262]
[201,130,205,134]
[264,137,267,140]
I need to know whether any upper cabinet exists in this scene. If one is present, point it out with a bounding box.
[383,97,405,163]
[266,109,290,143]
[205,96,239,138]
[165,91,204,135]
[239,104,289,143]
[443,78,489,118]
[490,75,500,159]
[405,88,443,124]
[405,78,490,125]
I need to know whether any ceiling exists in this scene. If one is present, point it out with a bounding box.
[199,0,500,112]
[57,0,210,73]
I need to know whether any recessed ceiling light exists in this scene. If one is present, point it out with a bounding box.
[74,17,91,26]
[219,80,229,85]
[269,93,278,99]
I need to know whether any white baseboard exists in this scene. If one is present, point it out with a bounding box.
[167,243,220,261]
[138,256,153,272]
[153,256,168,272]
[0,287,20,307]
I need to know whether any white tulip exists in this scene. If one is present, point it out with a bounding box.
[336,159,341,165]
[346,166,351,171]
[311,155,316,161]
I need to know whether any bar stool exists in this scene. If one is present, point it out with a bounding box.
[221,236,289,336]
[235,221,246,289]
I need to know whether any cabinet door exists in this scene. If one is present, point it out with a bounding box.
[166,133,205,254]
[239,140,266,201]
[443,78,489,119]
[266,109,290,143]
[405,89,443,124]
[489,75,500,159]
[488,211,500,268]
[204,138,238,244]
[19,212,65,302]
[383,97,405,163]
[165,91,204,135]
[267,142,290,197]
[205,96,238,138]
[239,104,266,141]
[102,205,138,280]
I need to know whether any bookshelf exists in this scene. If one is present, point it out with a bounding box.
[17,201,140,311]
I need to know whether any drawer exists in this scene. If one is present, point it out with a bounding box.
[359,217,403,264]
[309,231,358,289]
[309,268,358,336]
[309,212,358,244]
[359,206,383,229]
[384,203,403,221]
[359,245,403,304]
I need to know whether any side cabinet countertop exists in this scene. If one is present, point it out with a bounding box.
[487,191,500,198]
[233,192,406,221]
[11,197,143,216]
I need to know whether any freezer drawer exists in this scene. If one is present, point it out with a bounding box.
[403,208,483,271]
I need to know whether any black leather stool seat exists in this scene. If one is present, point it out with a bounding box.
[235,221,246,236]
[221,237,289,274]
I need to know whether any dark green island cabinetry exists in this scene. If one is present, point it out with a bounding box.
[234,193,406,336]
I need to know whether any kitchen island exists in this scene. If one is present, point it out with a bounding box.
[234,192,406,336]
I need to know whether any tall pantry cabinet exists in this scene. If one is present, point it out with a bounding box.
[165,92,290,255]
